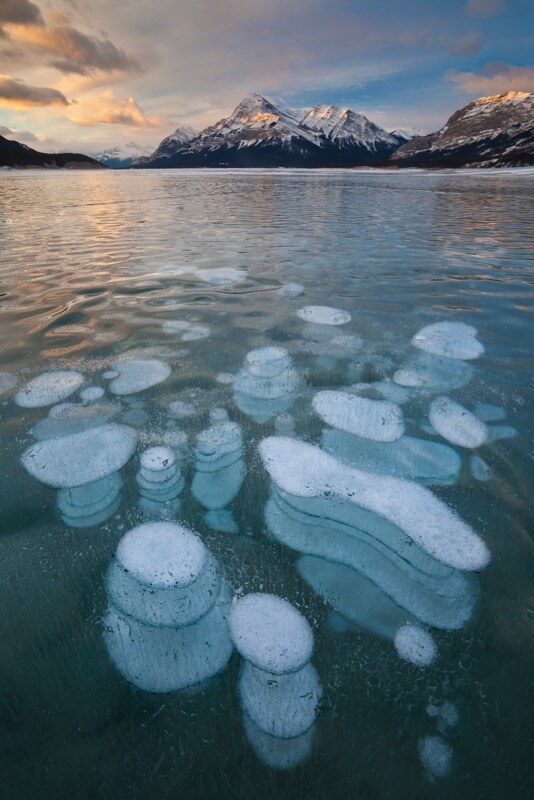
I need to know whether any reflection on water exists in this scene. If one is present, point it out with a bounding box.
[0,169,532,799]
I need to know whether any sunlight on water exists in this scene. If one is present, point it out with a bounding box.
[0,169,532,799]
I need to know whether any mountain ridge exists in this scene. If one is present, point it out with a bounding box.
[0,133,104,169]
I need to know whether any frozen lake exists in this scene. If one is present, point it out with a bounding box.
[0,168,532,799]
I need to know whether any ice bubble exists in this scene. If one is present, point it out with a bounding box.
[168,399,196,418]
[418,735,453,780]
[274,413,295,437]
[243,714,314,771]
[298,555,414,640]
[31,401,119,440]
[277,283,304,298]
[412,321,484,360]
[122,408,149,426]
[394,624,437,666]
[80,386,105,402]
[103,370,118,380]
[194,267,247,285]
[228,593,313,675]
[259,437,490,571]
[136,446,184,516]
[239,661,322,739]
[15,370,84,408]
[108,358,171,395]
[393,352,474,391]
[182,326,210,341]
[487,424,518,441]
[296,334,363,358]
[204,509,238,533]
[103,582,233,693]
[192,420,245,510]
[21,423,136,488]
[216,372,235,384]
[470,455,491,482]
[107,522,221,626]
[234,347,301,422]
[360,380,411,405]
[429,397,488,449]
[313,391,404,442]
[322,431,461,486]
[0,372,17,395]
[297,306,351,325]
[267,489,478,630]
[474,402,506,423]
[209,407,229,423]
[427,701,459,731]
[57,473,121,528]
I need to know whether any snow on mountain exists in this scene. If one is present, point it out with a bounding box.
[392,92,534,168]
[93,141,155,168]
[388,127,428,142]
[140,93,399,168]
[142,125,198,161]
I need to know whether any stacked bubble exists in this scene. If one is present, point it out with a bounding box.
[20,423,137,528]
[233,346,301,423]
[103,522,233,693]
[136,445,184,516]
[192,415,245,532]
[229,593,322,769]
[260,437,491,665]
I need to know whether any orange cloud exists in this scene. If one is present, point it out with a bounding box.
[449,62,534,95]
[67,90,166,127]
[0,73,69,107]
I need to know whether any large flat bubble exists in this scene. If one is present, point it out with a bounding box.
[314,391,405,442]
[108,358,171,395]
[15,370,84,408]
[429,397,488,449]
[412,321,484,360]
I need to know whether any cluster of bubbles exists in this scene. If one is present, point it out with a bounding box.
[6,294,518,779]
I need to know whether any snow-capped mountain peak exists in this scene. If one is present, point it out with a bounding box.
[93,141,154,167]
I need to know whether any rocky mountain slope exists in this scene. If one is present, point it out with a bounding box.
[137,94,400,168]
[0,134,103,169]
[392,92,534,168]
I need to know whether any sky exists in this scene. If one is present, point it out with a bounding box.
[0,0,532,154]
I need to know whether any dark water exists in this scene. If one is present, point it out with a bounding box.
[0,168,532,800]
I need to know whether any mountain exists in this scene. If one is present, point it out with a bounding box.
[93,141,154,168]
[388,127,428,143]
[137,94,399,168]
[391,92,534,168]
[139,125,198,162]
[0,134,103,169]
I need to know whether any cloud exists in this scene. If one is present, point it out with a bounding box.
[449,62,534,95]
[466,0,503,16]
[449,33,484,56]
[0,0,43,25]
[0,74,69,107]
[0,123,66,151]
[67,89,166,127]
[6,22,140,76]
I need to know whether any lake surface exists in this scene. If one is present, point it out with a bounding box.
[0,168,532,800]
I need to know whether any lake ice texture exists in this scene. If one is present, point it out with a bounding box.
[0,168,532,800]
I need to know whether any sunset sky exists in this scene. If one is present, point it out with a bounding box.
[0,0,532,154]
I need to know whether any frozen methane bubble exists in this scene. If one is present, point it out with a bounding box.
[192,419,245,511]
[322,431,461,486]
[233,346,301,423]
[412,321,484,361]
[394,623,437,666]
[30,401,119,440]
[108,358,171,395]
[57,473,122,528]
[429,397,488,449]
[239,661,322,739]
[103,582,233,693]
[470,455,491,482]
[297,306,351,325]
[15,370,84,408]
[136,446,184,516]
[228,593,314,675]
[418,736,453,780]
[313,391,405,442]
[243,714,315,771]
[168,399,196,418]
[21,423,136,489]
[277,283,304,298]
[80,386,105,402]
[298,556,415,640]
[216,372,235,384]
[393,352,474,392]
[259,437,490,571]
[106,521,221,626]
[102,370,118,380]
